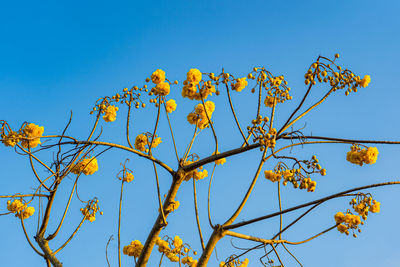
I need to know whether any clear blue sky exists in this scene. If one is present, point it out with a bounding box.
[1,0,400,266]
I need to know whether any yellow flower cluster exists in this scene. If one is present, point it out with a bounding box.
[183,160,208,181]
[134,134,148,151]
[212,150,226,165]
[102,105,119,122]
[150,69,170,96]
[166,99,177,113]
[181,69,216,100]
[299,178,317,192]
[233,77,248,92]
[358,75,371,88]
[265,160,323,192]
[253,71,291,105]
[165,199,180,213]
[335,195,381,237]
[80,199,101,222]
[264,96,275,108]
[71,157,99,175]
[370,200,380,213]
[219,258,249,267]
[187,69,202,84]
[7,199,35,219]
[122,172,134,183]
[334,212,362,235]
[154,82,171,96]
[187,101,215,129]
[21,123,44,148]
[155,236,185,263]
[123,240,143,258]
[151,69,166,84]
[258,128,277,149]
[351,195,380,220]
[1,130,22,147]
[346,145,379,166]
[182,256,198,267]
[264,170,281,182]
[303,56,371,96]
[134,134,162,153]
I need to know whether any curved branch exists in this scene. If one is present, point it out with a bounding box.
[193,179,205,250]
[54,217,86,254]
[225,181,400,230]
[60,140,174,175]
[223,149,268,226]
[225,83,249,146]
[279,135,400,145]
[20,218,44,257]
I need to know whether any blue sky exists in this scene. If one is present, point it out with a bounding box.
[1,0,400,266]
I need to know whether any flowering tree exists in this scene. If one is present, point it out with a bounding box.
[1,54,399,267]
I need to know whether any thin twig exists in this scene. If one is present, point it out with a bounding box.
[193,179,205,250]
[225,83,249,146]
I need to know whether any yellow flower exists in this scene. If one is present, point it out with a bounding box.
[151,69,166,84]
[123,240,143,257]
[103,105,119,122]
[124,172,134,182]
[165,99,177,113]
[205,101,215,113]
[239,258,249,267]
[189,101,216,129]
[7,199,26,213]
[166,252,179,262]
[193,169,208,180]
[21,123,44,148]
[80,157,99,175]
[212,150,226,165]
[346,146,378,166]
[150,137,162,148]
[359,75,371,88]
[18,206,35,219]
[187,69,202,85]
[264,170,280,182]
[134,134,148,152]
[264,96,275,108]
[187,113,199,125]
[156,238,171,253]
[346,150,363,166]
[7,199,35,219]
[81,200,100,222]
[370,201,380,213]
[165,199,180,212]
[173,236,183,248]
[334,212,346,224]
[182,83,198,100]
[155,82,170,96]
[362,147,379,164]
[337,224,348,233]
[134,134,162,152]
[233,77,248,92]
[71,157,99,175]
[2,131,21,147]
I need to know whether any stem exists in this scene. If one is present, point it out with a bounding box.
[223,149,267,226]
[193,179,205,250]
[225,83,249,146]
[118,181,125,267]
